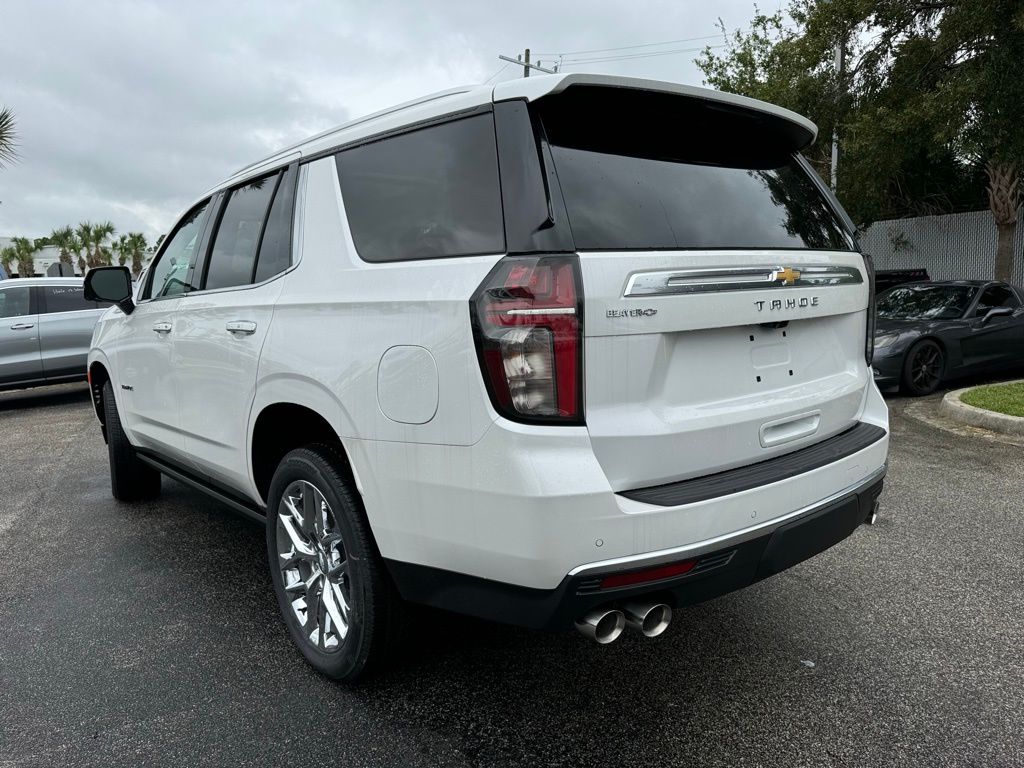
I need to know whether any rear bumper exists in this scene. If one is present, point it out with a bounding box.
[386,470,885,630]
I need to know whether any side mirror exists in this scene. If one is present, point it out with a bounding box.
[979,306,1014,325]
[84,266,135,315]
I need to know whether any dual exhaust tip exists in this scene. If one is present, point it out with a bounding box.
[575,602,672,644]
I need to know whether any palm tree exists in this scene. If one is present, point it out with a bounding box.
[0,107,16,169]
[48,225,77,269]
[123,232,148,277]
[91,221,116,267]
[0,245,14,276]
[9,236,36,278]
[75,222,93,271]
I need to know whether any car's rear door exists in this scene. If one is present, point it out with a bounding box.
[174,165,296,494]
[0,284,42,386]
[36,282,105,380]
[531,87,871,491]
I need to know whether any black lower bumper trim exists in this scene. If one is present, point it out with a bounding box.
[385,475,885,631]
[618,422,887,507]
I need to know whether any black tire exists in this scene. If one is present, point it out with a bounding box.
[266,445,400,682]
[900,339,945,396]
[102,381,161,501]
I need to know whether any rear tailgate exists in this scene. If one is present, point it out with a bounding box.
[580,250,869,491]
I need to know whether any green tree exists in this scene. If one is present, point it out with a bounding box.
[91,221,116,267]
[74,222,93,271]
[120,232,148,277]
[0,246,14,276]
[48,225,78,269]
[8,236,37,278]
[0,107,16,169]
[697,0,1024,280]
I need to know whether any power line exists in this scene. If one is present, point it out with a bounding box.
[559,45,724,66]
[534,33,725,57]
[483,62,511,84]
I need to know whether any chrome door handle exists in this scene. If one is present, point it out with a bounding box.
[10,323,34,330]
[226,321,257,335]
[152,322,172,334]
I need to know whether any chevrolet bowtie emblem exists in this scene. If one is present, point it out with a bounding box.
[773,267,802,285]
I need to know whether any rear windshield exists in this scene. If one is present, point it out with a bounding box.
[538,88,853,252]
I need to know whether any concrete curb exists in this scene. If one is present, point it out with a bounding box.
[938,380,1024,437]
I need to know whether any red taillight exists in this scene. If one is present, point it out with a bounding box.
[470,255,584,424]
[599,560,697,589]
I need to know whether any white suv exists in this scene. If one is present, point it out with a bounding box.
[85,74,889,681]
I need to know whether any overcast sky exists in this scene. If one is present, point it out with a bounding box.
[0,0,772,242]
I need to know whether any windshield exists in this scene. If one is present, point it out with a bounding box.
[877,285,977,320]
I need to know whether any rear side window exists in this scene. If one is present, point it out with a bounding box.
[975,284,1020,315]
[253,166,296,283]
[537,88,852,251]
[205,173,278,291]
[0,286,30,318]
[335,114,505,262]
[41,285,96,313]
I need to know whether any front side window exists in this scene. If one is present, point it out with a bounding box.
[41,285,96,313]
[0,286,30,318]
[146,200,210,299]
[335,114,505,263]
[877,285,977,320]
[204,173,278,291]
[975,284,1019,316]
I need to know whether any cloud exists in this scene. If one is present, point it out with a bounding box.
[0,0,756,242]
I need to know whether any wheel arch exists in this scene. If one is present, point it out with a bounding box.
[87,359,111,431]
[249,393,365,507]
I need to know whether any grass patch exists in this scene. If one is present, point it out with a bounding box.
[960,382,1024,417]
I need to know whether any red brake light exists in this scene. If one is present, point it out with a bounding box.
[470,255,584,424]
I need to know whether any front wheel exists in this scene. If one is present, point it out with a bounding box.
[102,381,161,501]
[900,339,945,396]
[266,445,399,682]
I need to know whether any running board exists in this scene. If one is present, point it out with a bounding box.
[136,452,266,525]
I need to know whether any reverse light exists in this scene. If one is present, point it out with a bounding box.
[864,253,876,365]
[470,255,584,424]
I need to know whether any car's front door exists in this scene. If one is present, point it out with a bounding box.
[175,167,296,495]
[961,284,1024,369]
[116,199,211,461]
[0,284,42,386]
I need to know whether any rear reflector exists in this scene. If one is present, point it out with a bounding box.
[599,559,697,589]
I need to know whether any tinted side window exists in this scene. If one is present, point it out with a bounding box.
[0,287,30,318]
[336,114,505,262]
[205,173,278,291]
[41,285,95,313]
[254,166,295,283]
[146,201,210,299]
[976,285,1019,315]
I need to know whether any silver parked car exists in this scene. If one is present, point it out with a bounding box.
[0,277,109,392]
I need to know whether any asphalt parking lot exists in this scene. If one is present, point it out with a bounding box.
[1,384,1021,767]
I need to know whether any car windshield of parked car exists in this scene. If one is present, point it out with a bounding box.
[877,285,977,320]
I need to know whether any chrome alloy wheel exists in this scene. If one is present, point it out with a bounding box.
[276,480,352,651]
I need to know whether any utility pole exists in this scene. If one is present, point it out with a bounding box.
[830,38,846,192]
[498,50,558,77]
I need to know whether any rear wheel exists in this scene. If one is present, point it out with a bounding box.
[266,445,399,682]
[900,339,945,396]
[102,381,161,501]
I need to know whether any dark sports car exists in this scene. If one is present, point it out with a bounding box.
[871,280,1024,395]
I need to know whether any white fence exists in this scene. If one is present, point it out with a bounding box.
[859,209,1024,281]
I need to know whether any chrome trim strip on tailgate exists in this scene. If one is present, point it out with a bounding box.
[567,464,886,578]
[624,264,863,297]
